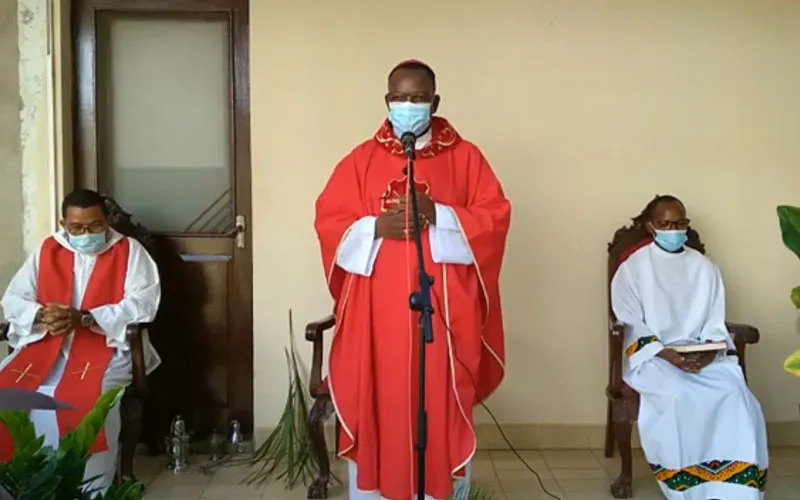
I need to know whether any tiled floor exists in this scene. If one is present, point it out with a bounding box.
[140,447,799,500]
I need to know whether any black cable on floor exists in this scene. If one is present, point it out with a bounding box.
[430,291,562,500]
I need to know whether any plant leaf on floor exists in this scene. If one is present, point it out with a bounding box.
[448,482,499,500]
[242,309,332,490]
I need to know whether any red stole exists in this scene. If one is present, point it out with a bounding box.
[0,237,129,462]
[314,118,510,499]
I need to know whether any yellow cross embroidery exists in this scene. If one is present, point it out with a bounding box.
[10,363,38,384]
[72,362,100,381]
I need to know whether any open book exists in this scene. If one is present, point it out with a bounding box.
[671,342,727,354]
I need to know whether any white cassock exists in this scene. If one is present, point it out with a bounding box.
[611,242,768,500]
[0,228,161,493]
[337,132,473,500]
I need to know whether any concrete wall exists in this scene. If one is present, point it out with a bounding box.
[0,1,24,298]
[0,0,56,329]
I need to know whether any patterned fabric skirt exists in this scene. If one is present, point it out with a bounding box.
[625,356,768,500]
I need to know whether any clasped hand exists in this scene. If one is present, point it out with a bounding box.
[658,348,716,374]
[39,303,81,337]
[376,191,436,241]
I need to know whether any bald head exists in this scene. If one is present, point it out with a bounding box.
[388,60,436,90]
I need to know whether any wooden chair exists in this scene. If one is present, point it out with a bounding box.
[603,222,761,499]
[305,314,339,500]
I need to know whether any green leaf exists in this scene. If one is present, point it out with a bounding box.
[448,482,499,500]
[60,386,125,457]
[777,205,800,258]
[784,349,800,377]
[95,480,142,500]
[792,286,800,309]
[0,386,140,500]
[0,411,38,455]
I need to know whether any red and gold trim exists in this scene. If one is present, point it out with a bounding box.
[374,116,461,159]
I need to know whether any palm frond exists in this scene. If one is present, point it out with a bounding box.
[239,309,331,490]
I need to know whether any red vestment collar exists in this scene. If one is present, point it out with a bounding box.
[374,116,462,159]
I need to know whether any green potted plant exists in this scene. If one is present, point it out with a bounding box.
[0,386,142,500]
[778,206,800,376]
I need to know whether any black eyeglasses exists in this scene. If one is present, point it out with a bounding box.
[64,222,107,235]
[652,219,690,230]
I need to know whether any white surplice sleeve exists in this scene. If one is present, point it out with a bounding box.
[89,238,161,349]
[700,264,735,351]
[429,204,473,265]
[336,216,383,277]
[611,263,664,370]
[0,250,47,349]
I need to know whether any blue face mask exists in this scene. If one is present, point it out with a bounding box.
[388,102,432,138]
[68,233,107,254]
[654,230,688,252]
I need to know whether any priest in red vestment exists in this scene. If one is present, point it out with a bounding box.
[0,188,161,492]
[315,60,511,500]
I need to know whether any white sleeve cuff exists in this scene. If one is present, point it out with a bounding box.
[336,216,383,277]
[434,203,460,231]
[7,323,48,349]
[430,204,473,265]
[626,339,664,371]
[89,306,129,347]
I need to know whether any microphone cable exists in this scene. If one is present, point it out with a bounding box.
[428,289,563,500]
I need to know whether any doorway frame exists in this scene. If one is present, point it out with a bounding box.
[70,0,254,428]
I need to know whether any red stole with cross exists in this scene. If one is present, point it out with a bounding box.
[0,236,129,462]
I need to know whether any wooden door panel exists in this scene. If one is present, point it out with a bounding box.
[71,0,252,446]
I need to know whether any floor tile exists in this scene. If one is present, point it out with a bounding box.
[491,450,549,470]
[549,467,610,480]
[501,477,563,500]
[541,450,603,469]
[140,446,799,500]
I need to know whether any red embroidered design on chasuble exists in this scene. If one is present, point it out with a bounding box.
[380,176,430,213]
[373,116,461,159]
[374,116,460,212]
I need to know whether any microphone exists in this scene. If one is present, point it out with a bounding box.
[400,132,416,159]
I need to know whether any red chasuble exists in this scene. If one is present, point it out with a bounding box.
[0,236,129,463]
[315,117,510,500]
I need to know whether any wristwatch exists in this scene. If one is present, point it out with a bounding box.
[80,311,94,328]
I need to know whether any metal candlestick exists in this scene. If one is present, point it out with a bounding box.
[226,419,245,455]
[209,428,226,462]
[166,415,190,473]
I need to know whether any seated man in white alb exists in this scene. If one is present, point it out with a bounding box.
[0,188,161,492]
[611,195,768,500]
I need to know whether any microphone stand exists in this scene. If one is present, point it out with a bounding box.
[401,133,434,500]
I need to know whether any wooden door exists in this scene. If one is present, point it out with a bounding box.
[71,0,252,446]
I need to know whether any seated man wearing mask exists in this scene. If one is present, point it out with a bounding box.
[0,188,161,492]
[611,194,768,500]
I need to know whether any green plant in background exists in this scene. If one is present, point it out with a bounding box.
[0,386,142,500]
[778,206,800,376]
[244,341,319,488]
[195,310,329,490]
[448,482,500,500]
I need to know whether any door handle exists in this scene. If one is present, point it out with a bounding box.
[235,215,246,249]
